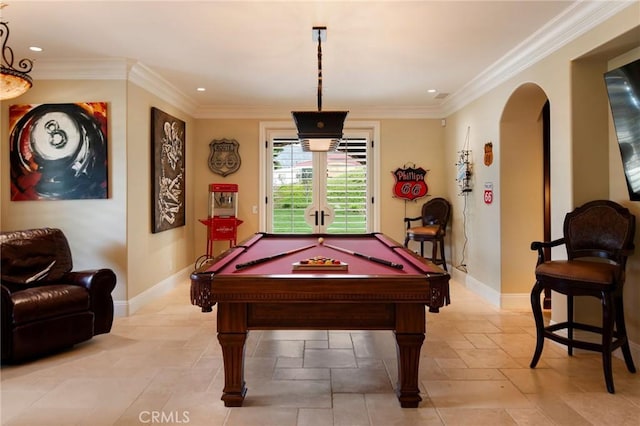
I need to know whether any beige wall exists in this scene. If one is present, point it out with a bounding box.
[379,119,446,245]
[443,5,639,347]
[1,80,129,301]
[192,118,445,257]
[193,119,261,258]
[0,78,197,310]
[126,82,196,301]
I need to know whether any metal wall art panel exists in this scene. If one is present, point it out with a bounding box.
[151,107,186,233]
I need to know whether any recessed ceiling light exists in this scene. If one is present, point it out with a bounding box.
[29,46,42,52]
[427,89,437,93]
[196,87,206,92]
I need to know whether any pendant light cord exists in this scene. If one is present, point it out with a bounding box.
[317,29,323,112]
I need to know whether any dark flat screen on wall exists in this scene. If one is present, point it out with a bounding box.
[604,58,640,201]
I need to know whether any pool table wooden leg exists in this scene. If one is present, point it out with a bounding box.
[395,333,425,407]
[394,304,426,408]
[217,303,248,407]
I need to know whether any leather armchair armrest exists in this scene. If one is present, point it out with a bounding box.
[531,238,565,265]
[403,216,422,229]
[63,269,116,334]
[1,284,14,361]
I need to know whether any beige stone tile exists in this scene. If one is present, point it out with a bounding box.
[241,379,331,408]
[332,393,369,426]
[351,330,397,358]
[453,320,503,334]
[422,342,461,358]
[561,391,640,426]
[365,393,442,426]
[303,348,357,368]
[418,357,450,381]
[423,380,533,409]
[298,408,334,426]
[437,407,516,425]
[225,406,298,426]
[262,330,328,341]
[329,331,354,348]
[465,333,500,349]
[506,407,555,425]
[444,338,475,349]
[500,367,583,394]
[305,339,329,349]
[454,347,521,369]
[441,368,507,381]
[331,367,393,393]
[275,357,303,369]
[253,339,305,358]
[524,394,593,425]
[273,367,330,380]
[160,390,230,426]
[434,357,468,369]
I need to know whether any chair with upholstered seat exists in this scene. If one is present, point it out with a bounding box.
[403,197,451,271]
[529,199,636,393]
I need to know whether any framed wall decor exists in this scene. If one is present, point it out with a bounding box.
[151,107,186,233]
[208,138,241,177]
[9,102,109,200]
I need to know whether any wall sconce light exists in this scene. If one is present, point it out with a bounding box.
[292,26,348,152]
[1,4,33,100]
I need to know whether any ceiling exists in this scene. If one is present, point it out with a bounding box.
[2,1,634,118]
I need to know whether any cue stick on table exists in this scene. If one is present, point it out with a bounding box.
[235,244,316,270]
[323,243,404,269]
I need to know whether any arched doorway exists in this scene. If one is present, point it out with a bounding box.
[500,83,550,304]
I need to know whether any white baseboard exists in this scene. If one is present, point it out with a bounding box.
[500,293,531,310]
[449,266,532,310]
[450,266,501,308]
[113,266,191,317]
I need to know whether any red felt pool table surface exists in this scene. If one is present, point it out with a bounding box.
[210,232,440,276]
[190,232,450,408]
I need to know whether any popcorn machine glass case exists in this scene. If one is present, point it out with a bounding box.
[199,183,243,256]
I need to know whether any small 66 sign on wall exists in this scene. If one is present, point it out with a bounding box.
[484,182,494,204]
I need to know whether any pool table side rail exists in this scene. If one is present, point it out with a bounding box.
[190,233,450,312]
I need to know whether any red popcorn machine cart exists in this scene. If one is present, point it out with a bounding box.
[199,183,243,257]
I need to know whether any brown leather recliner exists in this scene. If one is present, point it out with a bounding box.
[1,228,116,363]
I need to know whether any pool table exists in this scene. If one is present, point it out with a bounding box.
[190,232,450,408]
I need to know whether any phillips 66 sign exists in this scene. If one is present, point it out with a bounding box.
[392,166,428,201]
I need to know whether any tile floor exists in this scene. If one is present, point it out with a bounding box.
[1,278,639,425]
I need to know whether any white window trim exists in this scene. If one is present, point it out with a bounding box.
[259,120,381,233]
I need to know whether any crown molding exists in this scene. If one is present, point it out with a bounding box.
[28,1,634,119]
[31,58,198,115]
[440,0,636,116]
[194,104,443,120]
[128,62,198,116]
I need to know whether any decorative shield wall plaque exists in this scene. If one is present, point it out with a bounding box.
[392,165,428,201]
[151,107,185,233]
[208,138,241,177]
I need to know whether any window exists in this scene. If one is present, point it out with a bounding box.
[261,123,379,234]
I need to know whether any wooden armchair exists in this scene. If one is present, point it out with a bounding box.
[404,197,451,271]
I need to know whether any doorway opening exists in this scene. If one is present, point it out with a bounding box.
[500,83,550,307]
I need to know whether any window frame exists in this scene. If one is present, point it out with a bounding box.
[259,121,381,233]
